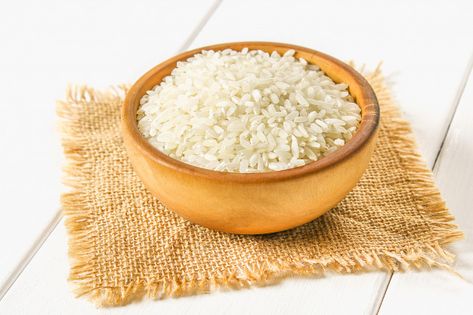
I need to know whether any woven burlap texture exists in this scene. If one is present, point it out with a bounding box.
[58,67,462,306]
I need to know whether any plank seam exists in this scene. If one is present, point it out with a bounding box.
[372,272,393,315]
[178,0,223,52]
[432,50,473,170]
[0,0,223,303]
[0,210,62,301]
[374,48,473,315]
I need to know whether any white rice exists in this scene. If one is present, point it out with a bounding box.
[137,48,361,172]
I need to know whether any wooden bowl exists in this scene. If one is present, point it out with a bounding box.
[122,42,379,234]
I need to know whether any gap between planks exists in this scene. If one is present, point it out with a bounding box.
[3,1,465,308]
[0,210,62,300]
[0,0,223,303]
[371,49,473,315]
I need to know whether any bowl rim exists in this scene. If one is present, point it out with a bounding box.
[122,41,379,183]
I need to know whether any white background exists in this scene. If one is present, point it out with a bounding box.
[0,0,472,314]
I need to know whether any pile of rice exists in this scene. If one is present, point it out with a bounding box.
[137,48,361,172]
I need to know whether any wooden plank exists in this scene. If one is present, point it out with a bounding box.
[0,0,218,289]
[379,65,473,315]
[2,0,473,314]
[0,222,388,315]
[191,0,473,166]
[189,0,473,313]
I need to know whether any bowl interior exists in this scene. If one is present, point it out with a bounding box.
[122,42,379,181]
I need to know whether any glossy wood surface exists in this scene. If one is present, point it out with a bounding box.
[121,42,380,234]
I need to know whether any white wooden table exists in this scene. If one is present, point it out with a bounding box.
[1,1,472,314]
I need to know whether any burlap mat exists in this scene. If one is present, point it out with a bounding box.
[58,67,463,306]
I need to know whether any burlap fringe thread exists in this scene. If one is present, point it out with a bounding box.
[57,67,463,306]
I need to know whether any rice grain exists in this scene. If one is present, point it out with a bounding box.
[137,48,361,172]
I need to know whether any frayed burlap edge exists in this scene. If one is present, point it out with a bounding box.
[57,67,463,307]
